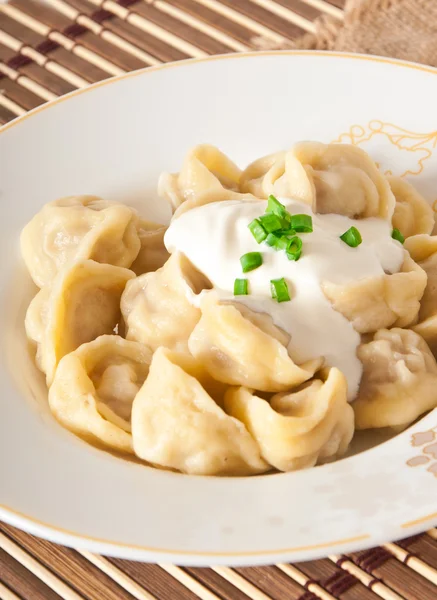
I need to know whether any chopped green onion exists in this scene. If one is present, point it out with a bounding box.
[286,236,303,261]
[259,212,283,233]
[265,233,289,251]
[392,228,405,244]
[234,278,249,295]
[267,194,288,219]
[270,278,291,302]
[340,226,362,248]
[290,214,313,233]
[248,218,267,243]
[240,252,263,273]
[278,227,296,238]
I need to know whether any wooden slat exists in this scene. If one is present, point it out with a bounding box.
[0,549,63,600]
[77,551,159,600]
[41,45,109,82]
[0,524,137,600]
[109,559,207,600]
[216,0,306,38]
[166,0,262,46]
[151,1,249,51]
[3,1,125,75]
[5,0,110,81]
[292,558,379,600]
[0,91,27,116]
[70,0,190,61]
[329,555,406,600]
[127,2,233,54]
[18,62,75,95]
[0,534,84,600]
[384,542,437,586]
[0,74,45,110]
[186,568,255,600]
[349,547,437,600]
[224,566,304,600]
[46,0,158,66]
[298,0,343,19]
[158,565,224,600]
[0,102,18,124]
[275,0,322,21]
[0,581,23,600]
[0,11,46,46]
[0,62,58,101]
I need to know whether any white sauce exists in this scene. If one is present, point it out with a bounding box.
[165,199,404,399]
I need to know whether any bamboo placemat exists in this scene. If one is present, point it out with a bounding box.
[1,0,437,599]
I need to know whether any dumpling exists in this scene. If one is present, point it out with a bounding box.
[405,235,437,353]
[322,252,426,333]
[131,347,269,475]
[158,145,255,216]
[279,142,395,219]
[389,176,434,238]
[49,335,152,454]
[224,368,354,471]
[21,195,141,287]
[130,219,170,275]
[121,252,210,352]
[25,260,134,384]
[239,151,288,198]
[188,294,322,392]
[354,328,437,429]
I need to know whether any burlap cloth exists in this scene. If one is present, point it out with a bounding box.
[298,0,437,67]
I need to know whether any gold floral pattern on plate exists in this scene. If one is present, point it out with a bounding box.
[333,120,437,177]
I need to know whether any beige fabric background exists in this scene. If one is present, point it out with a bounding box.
[299,0,437,67]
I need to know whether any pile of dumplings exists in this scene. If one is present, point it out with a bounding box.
[21,142,437,476]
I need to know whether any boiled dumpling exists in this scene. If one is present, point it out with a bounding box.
[25,260,134,384]
[21,195,141,287]
[354,328,437,429]
[322,252,426,333]
[405,235,437,353]
[188,294,322,392]
[131,347,269,475]
[239,151,288,198]
[121,252,210,352]
[158,145,255,216]
[278,142,395,219]
[389,176,434,238]
[130,219,170,275]
[49,335,152,454]
[224,368,354,471]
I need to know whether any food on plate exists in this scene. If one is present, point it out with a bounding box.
[354,328,437,430]
[21,195,141,287]
[49,335,152,454]
[25,260,134,385]
[21,141,437,475]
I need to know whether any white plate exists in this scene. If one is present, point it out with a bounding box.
[1,51,437,566]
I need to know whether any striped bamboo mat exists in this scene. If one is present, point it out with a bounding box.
[1,1,437,599]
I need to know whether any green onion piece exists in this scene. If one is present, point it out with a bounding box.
[290,214,313,233]
[234,278,249,295]
[259,212,283,233]
[278,227,296,237]
[286,236,303,261]
[267,195,288,219]
[340,226,362,247]
[392,228,405,244]
[265,233,289,251]
[240,252,263,273]
[270,278,291,302]
[248,218,267,243]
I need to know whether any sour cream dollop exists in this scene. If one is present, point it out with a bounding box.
[165,199,404,399]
